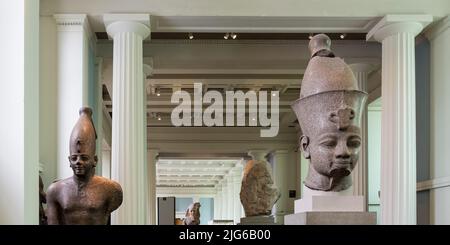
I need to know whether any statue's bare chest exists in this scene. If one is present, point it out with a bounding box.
[59,184,109,214]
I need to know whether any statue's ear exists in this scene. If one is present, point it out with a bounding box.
[300,135,311,159]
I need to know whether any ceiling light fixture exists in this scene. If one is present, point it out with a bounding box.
[224,33,230,39]
[188,32,194,40]
[340,33,346,39]
[156,87,161,96]
[308,33,314,39]
[231,32,237,39]
[157,113,162,121]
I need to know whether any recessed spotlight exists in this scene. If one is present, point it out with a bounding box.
[157,114,162,121]
[340,33,346,39]
[156,87,161,96]
[252,117,256,121]
[188,32,194,40]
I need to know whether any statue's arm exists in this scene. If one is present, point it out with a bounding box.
[108,181,123,213]
[46,183,61,225]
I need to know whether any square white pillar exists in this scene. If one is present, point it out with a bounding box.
[0,0,39,224]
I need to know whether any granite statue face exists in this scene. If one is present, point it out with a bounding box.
[307,124,361,179]
[291,34,367,192]
[46,107,123,225]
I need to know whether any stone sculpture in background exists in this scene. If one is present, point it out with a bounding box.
[46,107,123,225]
[291,33,368,192]
[183,202,201,225]
[240,160,280,216]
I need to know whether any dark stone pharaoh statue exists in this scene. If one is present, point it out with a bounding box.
[46,107,123,225]
[291,34,367,193]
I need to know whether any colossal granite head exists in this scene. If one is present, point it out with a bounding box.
[68,107,98,177]
[291,34,367,192]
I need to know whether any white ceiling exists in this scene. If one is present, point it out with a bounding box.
[40,0,449,28]
[99,39,381,128]
[156,159,240,188]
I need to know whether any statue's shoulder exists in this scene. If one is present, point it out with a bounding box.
[46,177,72,199]
[92,176,123,209]
[92,176,123,194]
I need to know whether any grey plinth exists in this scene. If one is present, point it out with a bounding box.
[240,215,277,225]
[285,212,376,225]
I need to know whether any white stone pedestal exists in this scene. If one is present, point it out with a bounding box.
[285,212,376,225]
[285,185,376,225]
[295,195,365,213]
[240,215,278,225]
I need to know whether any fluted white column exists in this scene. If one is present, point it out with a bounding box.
[221,179,229,219]
[214,186,218,219]
[227,175,234,220]
[272,150,296,224]
[105,14,150,225]
[349,63,375,211]
[215,183,223,219]
[231,163,244,224]
[146,149,158,225]
[367,15,432,225]
[54,14,94,179]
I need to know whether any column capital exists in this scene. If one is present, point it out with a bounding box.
[54,14,88,30]
[425,15,450,40]
[367,15,432,42]
[248,150,268,161]
[54,14,96,50]
[104,14,150,40]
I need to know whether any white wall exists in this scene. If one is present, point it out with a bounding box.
[39,16,58,188]
[428,17,450,225]
[0,0,39,224]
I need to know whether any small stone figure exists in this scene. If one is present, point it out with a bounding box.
[291,34,367,192]
[46,107,123,225]
[183,202,201,225]
[39,175,47,225]
[240,160,280,216]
